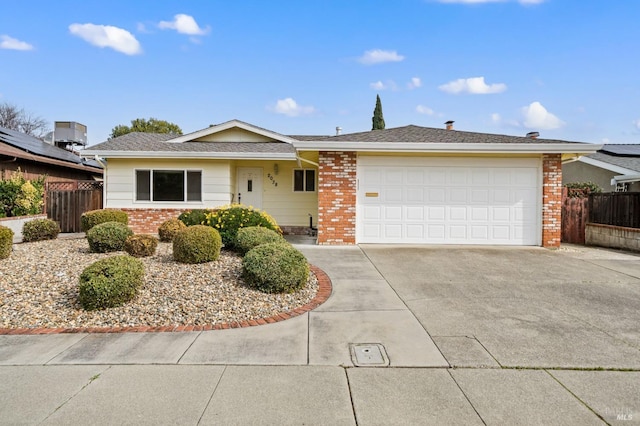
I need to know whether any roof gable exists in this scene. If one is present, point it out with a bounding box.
[167,119,297,144]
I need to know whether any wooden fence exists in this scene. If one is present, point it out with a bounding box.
[46,181,103,232]
[561,189,589,244]
[588,192,640,229]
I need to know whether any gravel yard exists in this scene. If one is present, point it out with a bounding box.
[0,237,318,329]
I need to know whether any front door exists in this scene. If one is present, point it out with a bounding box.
[237,167,263,208]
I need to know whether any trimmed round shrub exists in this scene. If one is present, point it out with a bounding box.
[125,234,158,257]
[81,209,128,232]
[158,218,186,242]
[22,218,61,242]
[205,204,281,248]
[178,209,212,227]
[86,221,134,253]
[0,225,13,259]
[243,242,309,293]
[78,255,144,310]
[235,226,285,255]
[173,225,222,264]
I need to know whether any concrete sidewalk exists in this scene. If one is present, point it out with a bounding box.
[1,244,639,424]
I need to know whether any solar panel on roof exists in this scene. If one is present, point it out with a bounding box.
[0,126,86,165]
[600,144,640,156]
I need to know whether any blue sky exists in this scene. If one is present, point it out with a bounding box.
[1,0,639,145]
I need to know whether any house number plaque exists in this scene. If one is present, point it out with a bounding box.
[267,173,278,187]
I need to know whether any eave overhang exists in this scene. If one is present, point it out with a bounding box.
[292,141,603,155]
[80,150,298,161]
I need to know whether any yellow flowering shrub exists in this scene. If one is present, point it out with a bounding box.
[205,204,281,249]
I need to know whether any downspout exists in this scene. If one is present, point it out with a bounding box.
[296,155,319,168]
[561,155,581,164]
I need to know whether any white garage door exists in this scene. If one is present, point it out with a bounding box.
[357,157,541,245]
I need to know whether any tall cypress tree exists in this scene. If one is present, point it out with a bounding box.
[372,94,386,130]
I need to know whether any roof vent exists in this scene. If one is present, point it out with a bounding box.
[336,126,342,136]
[445,120,454,130]
[526,131,539,139]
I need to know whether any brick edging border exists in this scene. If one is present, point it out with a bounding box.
[0,264,332,335]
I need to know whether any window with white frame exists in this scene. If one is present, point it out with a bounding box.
[135,170,202,202]
[293,169,316,192]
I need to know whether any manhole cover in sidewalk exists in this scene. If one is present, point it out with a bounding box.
[350,343,389,367]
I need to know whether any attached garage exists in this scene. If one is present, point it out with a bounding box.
[357,156,541,245]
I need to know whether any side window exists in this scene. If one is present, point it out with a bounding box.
[136,170,151,201]
[293,169,316,192]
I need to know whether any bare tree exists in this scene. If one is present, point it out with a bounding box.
[0,102,50,138]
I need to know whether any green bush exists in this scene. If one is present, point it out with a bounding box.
[178,209,212,226]
[158,218,186,242]
[0,170,45,217]
[243,242,309,293]
[205,204,281,248]
[22,218,60,242]
[86,221,134,253]
[124,234,158,257]
[78,255,144,310]
[81,209,128,232]
[0,225,13,259]
[173,225,222,264]
[564,182,602,198]
[235,226,285,255]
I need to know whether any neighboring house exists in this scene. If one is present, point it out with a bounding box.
[82,119,600,247]
[0,126,103,182]
[563,144,640,192]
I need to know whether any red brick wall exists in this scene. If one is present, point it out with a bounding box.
[542,154,562,248]
[317,152,357,244]
[121,208,186,234]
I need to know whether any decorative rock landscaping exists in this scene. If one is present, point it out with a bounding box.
[0,237,326,332]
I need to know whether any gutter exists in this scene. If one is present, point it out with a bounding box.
[81,151,298,160]
[611,173,640,185]
[292,141,603,154]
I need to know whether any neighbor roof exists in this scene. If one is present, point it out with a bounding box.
[0,126,102,170]
[586,146,640,173]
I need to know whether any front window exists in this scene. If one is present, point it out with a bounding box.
[136,169,202,202]
[294,169,316,192]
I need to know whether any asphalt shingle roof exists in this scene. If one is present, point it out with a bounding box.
[86,124,592,156]
[293,125,586,144]
[87,132,296,154]
[588,147,640,173]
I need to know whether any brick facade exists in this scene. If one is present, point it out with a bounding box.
[122,208,186,234]
[541,154,562,248]
[317,151,357,244]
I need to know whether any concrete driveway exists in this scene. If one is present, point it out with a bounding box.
[2,243,640,424]
[360,244,640,370]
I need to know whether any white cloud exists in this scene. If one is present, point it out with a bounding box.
[158,14,210,35]
[633,119,640,130]
[0,35,34,51]
[521,101,565,130]
[269,98,316,117]
[370,80,398,91]
[69,23,141,55]
[358,49,404,65]
[416,105,435,115]
[491,113,502,123]
[407,77,422,89]
[439,76,507,94]
[602,138,610,144]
